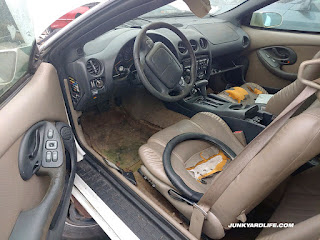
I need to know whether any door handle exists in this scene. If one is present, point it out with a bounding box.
[29,129,40,160]
[257,46,298,81]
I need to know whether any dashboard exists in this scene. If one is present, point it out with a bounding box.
[65,19,250,111]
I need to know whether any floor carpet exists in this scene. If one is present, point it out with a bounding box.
[81,107,159,172]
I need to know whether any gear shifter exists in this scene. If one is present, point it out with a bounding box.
[194,80,208,98]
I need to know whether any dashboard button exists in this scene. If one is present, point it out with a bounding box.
[46,140,58,150]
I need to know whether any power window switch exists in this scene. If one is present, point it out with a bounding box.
[47,129,54,139]
[46,151,52,162]
[52,151,58,162]
[46,140,58,150]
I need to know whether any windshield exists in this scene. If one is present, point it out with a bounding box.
[142,0,247,18]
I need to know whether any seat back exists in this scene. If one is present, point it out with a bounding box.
[210,106,320,228]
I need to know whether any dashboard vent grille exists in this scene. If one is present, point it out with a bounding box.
[199,38,208,49]
[86,58,102,76]
[190,40,198,51]
[178,42,187,54]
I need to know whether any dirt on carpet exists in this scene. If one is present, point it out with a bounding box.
[81,107,159,172]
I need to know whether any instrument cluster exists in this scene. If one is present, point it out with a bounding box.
[112,39,136,80]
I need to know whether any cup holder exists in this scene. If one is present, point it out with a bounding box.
[229,104,243,110]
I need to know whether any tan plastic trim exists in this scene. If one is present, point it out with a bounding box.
[242,26,320,51]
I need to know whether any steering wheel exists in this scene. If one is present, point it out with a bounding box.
[133,22,197,102]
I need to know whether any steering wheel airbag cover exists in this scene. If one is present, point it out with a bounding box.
[133,22,197,102]
[163,132,237,202]
[146,42,183,89]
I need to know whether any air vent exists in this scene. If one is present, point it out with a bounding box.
[190,40,198,51]
[199,38,208,49]
[178,42,187,54]
[242,36,250,48]
[86,58,102,76]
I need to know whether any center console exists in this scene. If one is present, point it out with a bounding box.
[166,83,273,143]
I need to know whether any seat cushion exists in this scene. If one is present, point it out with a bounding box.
[217,83,268,105]
[139,112,245,193]
[257,166,320,239]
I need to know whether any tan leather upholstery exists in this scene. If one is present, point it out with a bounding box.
[217,82,268,105]
[257,166,320,240]
[139,107,320,239]
[140,112,245,192]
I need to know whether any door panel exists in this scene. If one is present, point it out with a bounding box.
[0,63,68,239]
[242,26,320,89]
[0,138,50,240]
[282,46,320,73]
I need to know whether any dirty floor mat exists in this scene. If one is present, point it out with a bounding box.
[122,88,188,129]
[81,108,158,172]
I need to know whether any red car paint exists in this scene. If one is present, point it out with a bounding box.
[50,6,90,30]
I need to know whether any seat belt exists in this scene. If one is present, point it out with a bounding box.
[189,60,320,239]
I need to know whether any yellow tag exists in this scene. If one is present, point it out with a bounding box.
[225,87,248,103]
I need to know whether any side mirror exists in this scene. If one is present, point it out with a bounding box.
[0,49,17,85]
[0,46,30,86]
[250,12,283,28]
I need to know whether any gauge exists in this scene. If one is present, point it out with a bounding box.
[123,45,133,62]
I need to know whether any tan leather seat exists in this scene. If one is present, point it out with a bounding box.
[139,107,320,239]
[257,166,320,240]
[217,51,320,113]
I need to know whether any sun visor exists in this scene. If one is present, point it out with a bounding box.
[183,0,211,18]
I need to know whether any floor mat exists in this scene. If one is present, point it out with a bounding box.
[122,88,188,129]
[81,107,158,172]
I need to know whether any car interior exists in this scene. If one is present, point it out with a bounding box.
[59,0,320,239]
[1,0,320,239]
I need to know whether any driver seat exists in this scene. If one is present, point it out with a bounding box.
[139,106,320,238]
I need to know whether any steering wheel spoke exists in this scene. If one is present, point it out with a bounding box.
[142,36,154,54]
[171,77,186,94]
[157,81,170,95]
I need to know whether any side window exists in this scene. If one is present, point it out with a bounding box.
[250,0,320,33]
[0,1,32,98]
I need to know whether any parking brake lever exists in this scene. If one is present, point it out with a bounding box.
[194,80,208,98]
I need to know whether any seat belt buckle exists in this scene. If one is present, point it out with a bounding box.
[298,59,320,90]
[192,203,208,219]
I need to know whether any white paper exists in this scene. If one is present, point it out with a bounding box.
[255,94,274,104]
